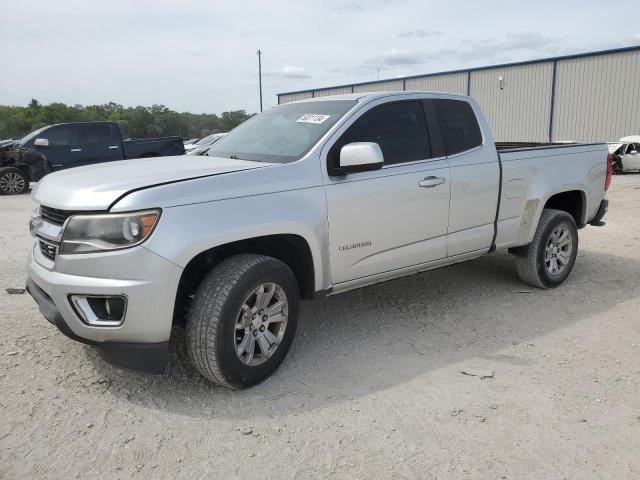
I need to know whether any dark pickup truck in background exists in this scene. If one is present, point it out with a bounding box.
[0,121,184,195]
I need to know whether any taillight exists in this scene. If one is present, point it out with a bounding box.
[605,154,613,191]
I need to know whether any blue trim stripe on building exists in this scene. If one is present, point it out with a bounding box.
[548,60,558,142]
[277,45,640,98]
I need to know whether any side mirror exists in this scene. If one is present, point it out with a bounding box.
[34,138,49,148]
[338,142,384,174]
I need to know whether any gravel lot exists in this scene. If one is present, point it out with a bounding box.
[1,176,640,479]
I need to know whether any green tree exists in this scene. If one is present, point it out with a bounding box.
[0,100,254,140]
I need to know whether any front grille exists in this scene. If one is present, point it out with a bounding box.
[39,240,58,261]
[40,206,74,225]
[40,205,103,226]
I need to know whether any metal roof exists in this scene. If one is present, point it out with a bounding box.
[283,90,469,103]
[277,45,640,97]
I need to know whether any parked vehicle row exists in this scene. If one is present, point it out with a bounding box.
[26,91,611,388]
[183,133,226,153]
[0,122,184,195]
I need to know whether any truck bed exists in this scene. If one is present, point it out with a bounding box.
[494,142,608,250]
[122,136,185,159]
[496,141,605,152]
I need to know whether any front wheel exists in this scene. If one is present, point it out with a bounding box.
[513,209,579,289]
[0,167,29,195]
[186,254,299,389]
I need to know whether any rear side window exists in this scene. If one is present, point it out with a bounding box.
[336,101,431,166]
[78,124,114,146]
[433,99,482,155]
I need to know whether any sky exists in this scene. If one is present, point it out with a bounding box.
[1,0,639,115]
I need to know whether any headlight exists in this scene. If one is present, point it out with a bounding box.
[60,210,160,254]
[29,206,42,236]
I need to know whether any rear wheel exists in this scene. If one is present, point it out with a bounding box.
[186,254,299,389]
[0,167,29,195]
[514,209,578,289]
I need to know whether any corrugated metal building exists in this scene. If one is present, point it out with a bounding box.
[277,46,640,143]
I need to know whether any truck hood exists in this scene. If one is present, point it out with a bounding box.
[33,155,271,210]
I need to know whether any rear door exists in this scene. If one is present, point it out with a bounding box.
[431,99,500,257]
[77,123,122,165]
[324,100,451,285]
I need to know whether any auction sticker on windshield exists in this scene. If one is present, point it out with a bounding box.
[296,114,331,124]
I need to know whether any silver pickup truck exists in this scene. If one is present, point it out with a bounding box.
[26,92,612,388]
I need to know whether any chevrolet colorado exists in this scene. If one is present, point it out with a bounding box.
[26,92,611,388]
[0,121,184,195]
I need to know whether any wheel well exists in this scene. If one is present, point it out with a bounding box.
[0,165,30,182]
[19,166,31,182]
[173,234,315,322]
[543,190,585,227]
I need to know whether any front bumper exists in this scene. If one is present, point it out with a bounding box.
[27,278,168,373]
[27,242,183,374]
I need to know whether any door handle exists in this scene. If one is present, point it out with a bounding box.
[419,176,445,188]
[108,145,119,149]
[70,148,82,152]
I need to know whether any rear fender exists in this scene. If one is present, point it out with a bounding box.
[522,186,587,244]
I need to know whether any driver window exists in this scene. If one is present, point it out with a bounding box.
[328,101,432,172]
[40,125,78,147]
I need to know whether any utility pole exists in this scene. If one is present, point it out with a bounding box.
[257,49,263,112]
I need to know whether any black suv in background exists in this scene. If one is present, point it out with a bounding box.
[0,122,184,195]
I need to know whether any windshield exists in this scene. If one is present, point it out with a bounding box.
[207,100,357,163]
[19,126,48,146]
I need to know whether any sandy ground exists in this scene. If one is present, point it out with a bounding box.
[1,176,639,479]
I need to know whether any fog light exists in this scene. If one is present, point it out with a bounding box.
[70,295,127,326]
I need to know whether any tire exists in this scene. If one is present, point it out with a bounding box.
[514,209,579,289]
[186,254,300,389]
[0,167,29,195]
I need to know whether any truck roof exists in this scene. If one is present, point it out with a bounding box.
[286,90,469,104]
[45,121,118,128]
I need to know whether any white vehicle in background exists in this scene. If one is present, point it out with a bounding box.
[184,133,226,153]
[185,144,213,156]
[608,136,640,173]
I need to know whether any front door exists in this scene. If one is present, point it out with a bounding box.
[622,143,640,171]
[35,124,81,171]
[324,101,451,285]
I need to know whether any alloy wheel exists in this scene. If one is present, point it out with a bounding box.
[0,172,25,194]
[544,225,573,276]
[234,283,288,366]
